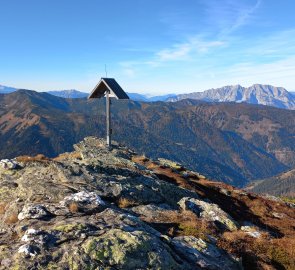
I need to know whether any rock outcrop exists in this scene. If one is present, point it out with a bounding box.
[0,137,294,269]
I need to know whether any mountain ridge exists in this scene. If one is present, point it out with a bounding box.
[1,83,295,108]
[168,84,295,109]
[1,90,294,187]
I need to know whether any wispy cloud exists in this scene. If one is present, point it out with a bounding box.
[156,38,225,62]
[202,0,262,36]
[118,36,225,72]
[156,43,191,61]
[225,0,261,35]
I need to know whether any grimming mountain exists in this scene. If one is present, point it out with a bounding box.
[168,84,295,110]
[1,90,295,188]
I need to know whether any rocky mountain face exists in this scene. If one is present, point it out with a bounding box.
[1,90,295,187]
[0,137,294,269]
[168,84,295,110]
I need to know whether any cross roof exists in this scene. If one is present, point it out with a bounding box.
[88,78,129,99]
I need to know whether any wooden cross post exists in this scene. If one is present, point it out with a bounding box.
[88,78,129,150]
[106,90,111,147]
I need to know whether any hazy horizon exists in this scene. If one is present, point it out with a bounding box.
[1,82,294,96]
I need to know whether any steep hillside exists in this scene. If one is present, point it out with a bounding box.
[0,137,294,269]
[1,90,295,187]
[168,84,295,110]
[248,168,295,197]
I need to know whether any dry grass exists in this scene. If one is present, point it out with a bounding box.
[4,213,19,224]
[68,202,79,213]
[16,154,51,163]
[169,211,210,239]
[250,203,268,217]
[131,155,149,163]
[271,237,295,262]
[144,210,211,240]
[54,151,82,161]
[117,197,138,208]
[0,203,7,214]
[218,232,295,270]
[133,151,295,269]
[280,196,295,204]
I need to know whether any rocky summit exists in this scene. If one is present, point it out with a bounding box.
[0,137,294,269]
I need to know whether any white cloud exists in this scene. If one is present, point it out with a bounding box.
[157,43,191,61]
[202,0,262,36]
[154,38,225,64]
[225,0,261,34]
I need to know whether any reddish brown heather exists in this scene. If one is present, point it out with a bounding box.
[133,155,295,270]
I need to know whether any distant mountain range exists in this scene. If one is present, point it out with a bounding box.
[0,85,89,98]
[46,89,88,98]
[168,84,295,110]
[127,93,177,102]
[1,90,295,187]
[0,85,17,94]
[0,85,176,101]
[1,83,295,109]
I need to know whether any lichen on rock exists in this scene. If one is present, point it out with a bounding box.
[83,228,183,270]
[171,235,241,269]
[18,204,52,221]
[178,197,238,231]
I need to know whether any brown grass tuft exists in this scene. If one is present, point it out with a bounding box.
[0,203,7,214]
[166,210,210,239]
[16,154,51,163]
[141,210,211,239]
[218,232,295,270]
[117,197,138,208]
[132,155,149,163]
[4,213,19,224]
[68,202,79,213]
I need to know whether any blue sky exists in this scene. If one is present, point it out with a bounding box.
[1,0,295,94]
